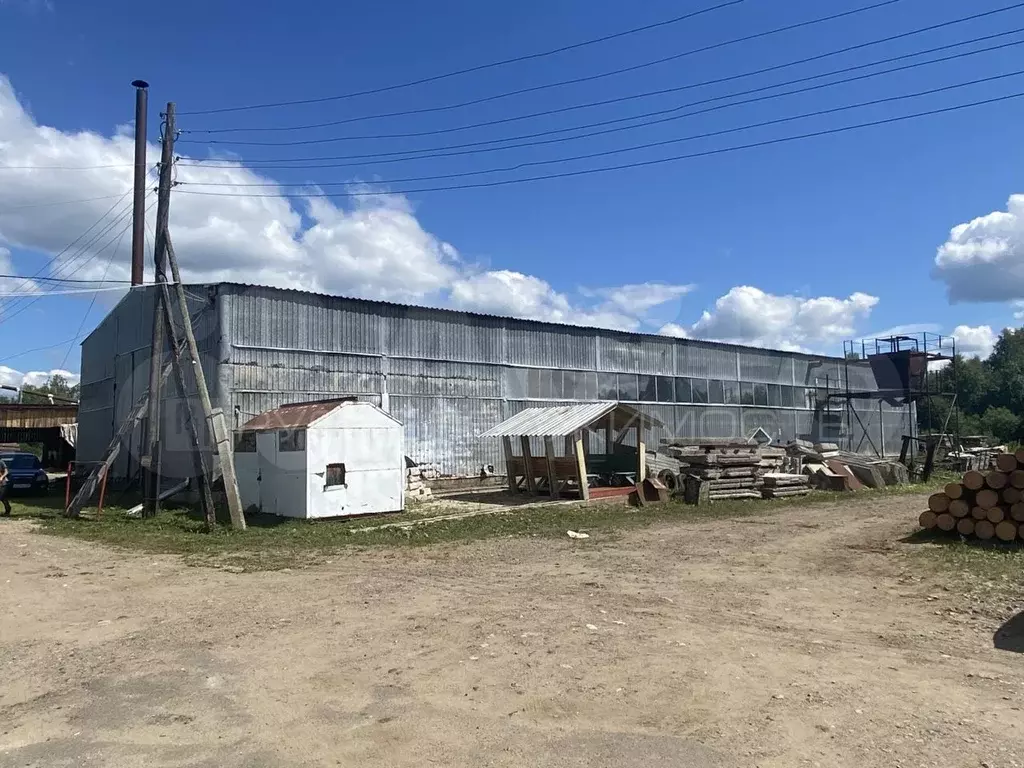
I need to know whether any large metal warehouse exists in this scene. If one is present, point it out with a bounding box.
[77,282,913,482]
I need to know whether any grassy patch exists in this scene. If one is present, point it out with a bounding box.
[903,528,1024,597]
[6,474,946,571]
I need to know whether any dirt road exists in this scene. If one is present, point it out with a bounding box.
[1,495,1021,767]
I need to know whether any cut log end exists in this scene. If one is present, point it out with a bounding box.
[956,517,975,536]
[1011,470,1024,490]
[975,520,996,540]
[948,499,970,519]
[927,493,951,513]
[963,470,986,491]
[996,521,1018,542]
[986,471,1009,490]
[936,513,956,532]
[918,510,938,529]
[995,453,1019,473]
[971,506,988,521]
[977,489,1000,509]
[1010,502,1024,523]
[1002,487,1022,505]
[986,506,1006,524]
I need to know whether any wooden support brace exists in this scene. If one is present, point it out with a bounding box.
[502,436,516,493]
[544,436,558,498]
[520,436,537,493]
[574,430,590,502]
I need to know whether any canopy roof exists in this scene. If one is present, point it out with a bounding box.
[479,402,662,438]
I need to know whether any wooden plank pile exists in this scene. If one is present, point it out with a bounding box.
[787,440,909,490]
[661,440,802,501]
[918,449,1024,542]
[761,473,812,499]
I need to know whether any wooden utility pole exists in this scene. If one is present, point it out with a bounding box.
[141,102,175,517]
[163,235,247,530]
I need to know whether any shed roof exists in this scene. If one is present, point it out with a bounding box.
[479,402,662,438]
[240,397,357,431]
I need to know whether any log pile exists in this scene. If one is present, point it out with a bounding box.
[918,449,1024,541]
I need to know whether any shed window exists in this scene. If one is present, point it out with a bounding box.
[707,379,725,404]
[779,385,795,408]
[740,382,755,405]
[597,372,618,400]
[722,380,740,405]
[691,378,709,404]
[753,383,769,406]
[638,375,657,402]
[767,384,782,407]
[325,463,346,487]
[675,377,692,403]
[655,375,675,403]
[234,431,257,453]
[617,374,638,401]
[279,429,306,452]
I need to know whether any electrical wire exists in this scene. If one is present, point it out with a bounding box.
[0,274,131,285]
[0,195,142,323]
[177,69,1024,190]
[0,191,132,309]
[182,27,1024,148]
[58,215,134,371]
[174,87,1024,199]
[179,38,1024,179]
[183,3,1024,139]
[178,0,904,117]
[0,193,131,214]
[0,163,136,171]
[0,284,148,298]
[0,335,93,364]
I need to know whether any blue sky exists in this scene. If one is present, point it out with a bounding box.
[2,0,1024,388]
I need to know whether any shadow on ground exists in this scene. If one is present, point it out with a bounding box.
[900,529,1024,550]
[994,611,1024,653]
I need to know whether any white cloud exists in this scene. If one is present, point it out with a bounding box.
[657,322,689,338]
[580,282,694,315]
[951,324,998,359]
[934,195,1024,302]
[0,366,78,393]
[670,286,878,352]
[1013,301,1024,322]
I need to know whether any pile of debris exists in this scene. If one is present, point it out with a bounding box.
[919,449,1024,541]
[786,439,909,491]
[661,440,811,501]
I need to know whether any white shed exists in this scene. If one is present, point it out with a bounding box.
[234,398,404,518]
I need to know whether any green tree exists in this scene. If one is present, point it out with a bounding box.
[20,373,79,405]
[981,406,1021,444]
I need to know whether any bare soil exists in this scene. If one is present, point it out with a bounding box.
[1,494,1022,767]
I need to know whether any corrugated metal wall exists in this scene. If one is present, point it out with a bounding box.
[77,283,916,479]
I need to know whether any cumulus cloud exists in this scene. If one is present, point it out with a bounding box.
[579,282,694,315]
[934,195,1024,303]
[0,366,78,393]
[661,286,879,352]
[951,324,998,359]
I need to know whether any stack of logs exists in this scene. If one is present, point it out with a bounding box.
[919,449,1024,541]
[666,443,788,501]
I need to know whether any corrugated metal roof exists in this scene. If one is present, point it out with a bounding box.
[480,402,663,438]
[240,397,357,431]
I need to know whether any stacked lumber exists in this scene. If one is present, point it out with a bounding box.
[761,472,812,499]
[661,441,787,501]
[918,449,1024,542]
[785,440,910,491]
[406,462,436,499]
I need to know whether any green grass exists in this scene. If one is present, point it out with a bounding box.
[4,475,946,571]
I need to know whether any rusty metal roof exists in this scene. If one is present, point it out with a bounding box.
[479,402,662,438]
[240,397,357,431]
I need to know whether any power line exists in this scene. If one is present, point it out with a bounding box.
[183,2,1024,139]
[0,191,132,306]
[0,195,140,323]
[0,284,143,298]
[180,66,1024,189]
[178,0,903,117]
[0,274,131,285]
[0,193,130,214]
[0,163,136,170]
[174,88,1024,199]
[0,334,93,364]
[58,216,133,371]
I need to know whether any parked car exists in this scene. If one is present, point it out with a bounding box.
[0,452,49,495]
